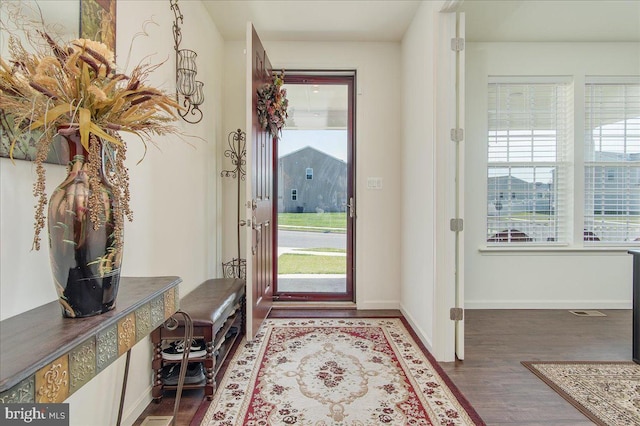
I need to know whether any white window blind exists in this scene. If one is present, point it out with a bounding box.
[487,79,571,244]
[584,78,640,244]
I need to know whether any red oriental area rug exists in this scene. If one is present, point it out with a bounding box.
[201,318,484,425]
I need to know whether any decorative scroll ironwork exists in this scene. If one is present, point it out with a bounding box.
[221,129,247,180]
[223,257,246,280]
[221,129,247,278]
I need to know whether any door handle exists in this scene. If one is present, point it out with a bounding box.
[346,197,355,218]
[251,220,262,255]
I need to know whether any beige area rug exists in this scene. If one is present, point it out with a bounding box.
[202,318,484,425]
[522,361,640,426]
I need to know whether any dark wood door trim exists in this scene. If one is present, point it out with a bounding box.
[272,71,356,303]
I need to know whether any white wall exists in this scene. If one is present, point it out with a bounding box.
[465,42,639,309]
[0,0,224,424]
[399,1,438,354]
[221,39,403,310]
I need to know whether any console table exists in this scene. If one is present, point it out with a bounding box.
[0,276,182,403]
[629,251,639,364]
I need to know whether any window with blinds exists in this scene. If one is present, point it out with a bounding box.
[584,78,640,244]
[487,79,571,244]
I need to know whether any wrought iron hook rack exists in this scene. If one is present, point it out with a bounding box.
[221,129,247,279]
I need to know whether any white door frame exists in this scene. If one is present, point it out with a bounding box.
[433,5,465,362]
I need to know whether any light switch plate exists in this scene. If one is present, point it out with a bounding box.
[367,177,382,190]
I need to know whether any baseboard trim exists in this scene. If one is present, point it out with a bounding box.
[355,301,401,310]
[399,306,434,355]
[272,301,356,309]
[124,385,153,426]
[465,300,632,309]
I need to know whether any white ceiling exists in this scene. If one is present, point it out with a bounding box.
[202,0,640,43]
[202,0,422,42]
[459,0,640,42]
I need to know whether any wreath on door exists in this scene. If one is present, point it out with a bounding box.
[256,72,289,139]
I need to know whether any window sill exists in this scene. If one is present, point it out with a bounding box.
[478,245,637,255]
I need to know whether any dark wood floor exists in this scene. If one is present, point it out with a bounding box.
[135,308,633,425]
[439,309,632,426]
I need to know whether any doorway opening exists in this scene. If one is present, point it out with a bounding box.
[274,71,355,302]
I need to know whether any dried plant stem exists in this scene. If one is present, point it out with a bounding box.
[109,134,132,251]
[32,135,53,251]
[87,133,106,229]
[85,132,132,253]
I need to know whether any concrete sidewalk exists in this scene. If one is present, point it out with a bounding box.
[277,275,346,293]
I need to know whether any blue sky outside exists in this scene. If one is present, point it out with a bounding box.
[279,129,348,162]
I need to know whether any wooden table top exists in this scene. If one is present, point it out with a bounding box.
[0,276,181,401]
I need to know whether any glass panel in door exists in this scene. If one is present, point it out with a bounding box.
[275,75,354,301]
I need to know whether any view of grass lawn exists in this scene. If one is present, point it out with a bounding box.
[592,215,640,224]
[278,253,345,274]
[292,247,346,253]
[505,212,640,223]
[508,212,556,220]
[278,212,346,232]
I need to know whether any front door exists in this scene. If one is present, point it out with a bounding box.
[274,73,355,302]
[245,23,273,339]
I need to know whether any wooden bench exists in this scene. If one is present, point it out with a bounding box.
[151,278,246,401]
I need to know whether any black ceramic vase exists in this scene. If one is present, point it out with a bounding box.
[48,128,123,318]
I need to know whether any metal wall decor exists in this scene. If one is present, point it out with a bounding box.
[170,0,204,124]
[221,129,247,279]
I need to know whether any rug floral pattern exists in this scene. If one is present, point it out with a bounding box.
[523,361,640,426]
[202,318,482,425]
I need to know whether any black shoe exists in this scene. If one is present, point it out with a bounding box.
[161,362,205,386]
[161,339,206,360]
[161,364,180,386]
[225,326,239,339]
[184,362,205,384]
